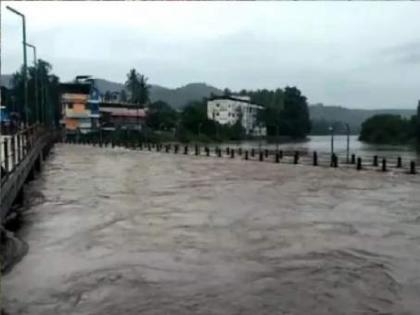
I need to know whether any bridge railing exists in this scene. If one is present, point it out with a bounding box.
[0,125,46,184]
[61,135,418,175]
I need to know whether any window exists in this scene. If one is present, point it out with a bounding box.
[216,103,220,107]
[68,103,73,109]
[216,112,220,116]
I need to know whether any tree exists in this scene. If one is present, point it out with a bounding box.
[146,101,178,130]
[223,88,231,96]
[10,59,60,126]
[280,87,311,138]
[120,89,127,102]
[359,114,411,144]
[180,101,208,133]
[125,68,149,107]
[179,100,246,142]
[244,86,310,138]
[138,74,149,105]
[104,90,112,101]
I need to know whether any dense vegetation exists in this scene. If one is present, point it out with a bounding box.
[359,113,419,144]
[177,100,244,142]
[143,99,245,143]
[146,101,178,131]
[145,86,312,142]
[240,86,311,138]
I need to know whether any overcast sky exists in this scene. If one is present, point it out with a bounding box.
[1,1,419,109]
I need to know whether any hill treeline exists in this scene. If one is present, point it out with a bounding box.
[359,105,420,145]
[241,87,311,139]
[309,103,416,135]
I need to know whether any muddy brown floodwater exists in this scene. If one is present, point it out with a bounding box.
[2,144,420,315]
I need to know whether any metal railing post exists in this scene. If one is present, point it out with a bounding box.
[373,155,378,167]
[11,136,16,170]
[293,151,299,164]
[17,133,21,163]
[397,157,402,168]
[357,157,362,170]
[313,151,318,166]
[382,158,387,172]
[410,161,416,175]
[4,139,9,174]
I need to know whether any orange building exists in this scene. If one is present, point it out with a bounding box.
[60,79,100,134]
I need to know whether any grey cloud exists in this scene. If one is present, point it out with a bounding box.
[2,1,420,109]
[381,40,420,64]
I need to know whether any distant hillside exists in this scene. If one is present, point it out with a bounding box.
[1,75,223,108]
[309,103,416,134]
[93,79,223,109]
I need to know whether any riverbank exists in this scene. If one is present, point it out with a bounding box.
[3,144,420,315]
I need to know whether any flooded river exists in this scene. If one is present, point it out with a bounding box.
[2,144,420,314]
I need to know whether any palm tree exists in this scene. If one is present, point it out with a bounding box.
[125,68,150,131]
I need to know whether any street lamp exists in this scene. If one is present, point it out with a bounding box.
[329,125,334,156]
[25,42,39,124]
[345,123,350,163]
[6,5,29,126]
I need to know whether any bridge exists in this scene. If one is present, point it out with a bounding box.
[1,127,418,226]
[0,125,57,224]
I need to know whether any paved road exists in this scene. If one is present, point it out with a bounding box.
[3,144,420,314]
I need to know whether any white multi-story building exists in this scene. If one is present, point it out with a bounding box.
[207,95,266,136]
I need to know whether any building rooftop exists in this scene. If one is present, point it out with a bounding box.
[59,83,91,94]
[208,95,262,107]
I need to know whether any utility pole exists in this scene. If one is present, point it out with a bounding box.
[7,6,29,126]
[329,126,334,156]
[345,123,350,163]
[25,43,39,124]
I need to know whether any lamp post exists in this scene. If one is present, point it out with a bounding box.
[7,5,29,126]
[329,126,334,157]
[345,123,350,163]
[25,43,39,124]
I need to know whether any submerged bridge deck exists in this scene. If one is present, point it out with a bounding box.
[0,126,56,224]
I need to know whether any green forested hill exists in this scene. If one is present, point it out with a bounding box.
[310,103,416,134]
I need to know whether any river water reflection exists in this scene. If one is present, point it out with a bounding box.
[3,144,420,315]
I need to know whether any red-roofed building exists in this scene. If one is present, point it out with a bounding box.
[99,101,147,131]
